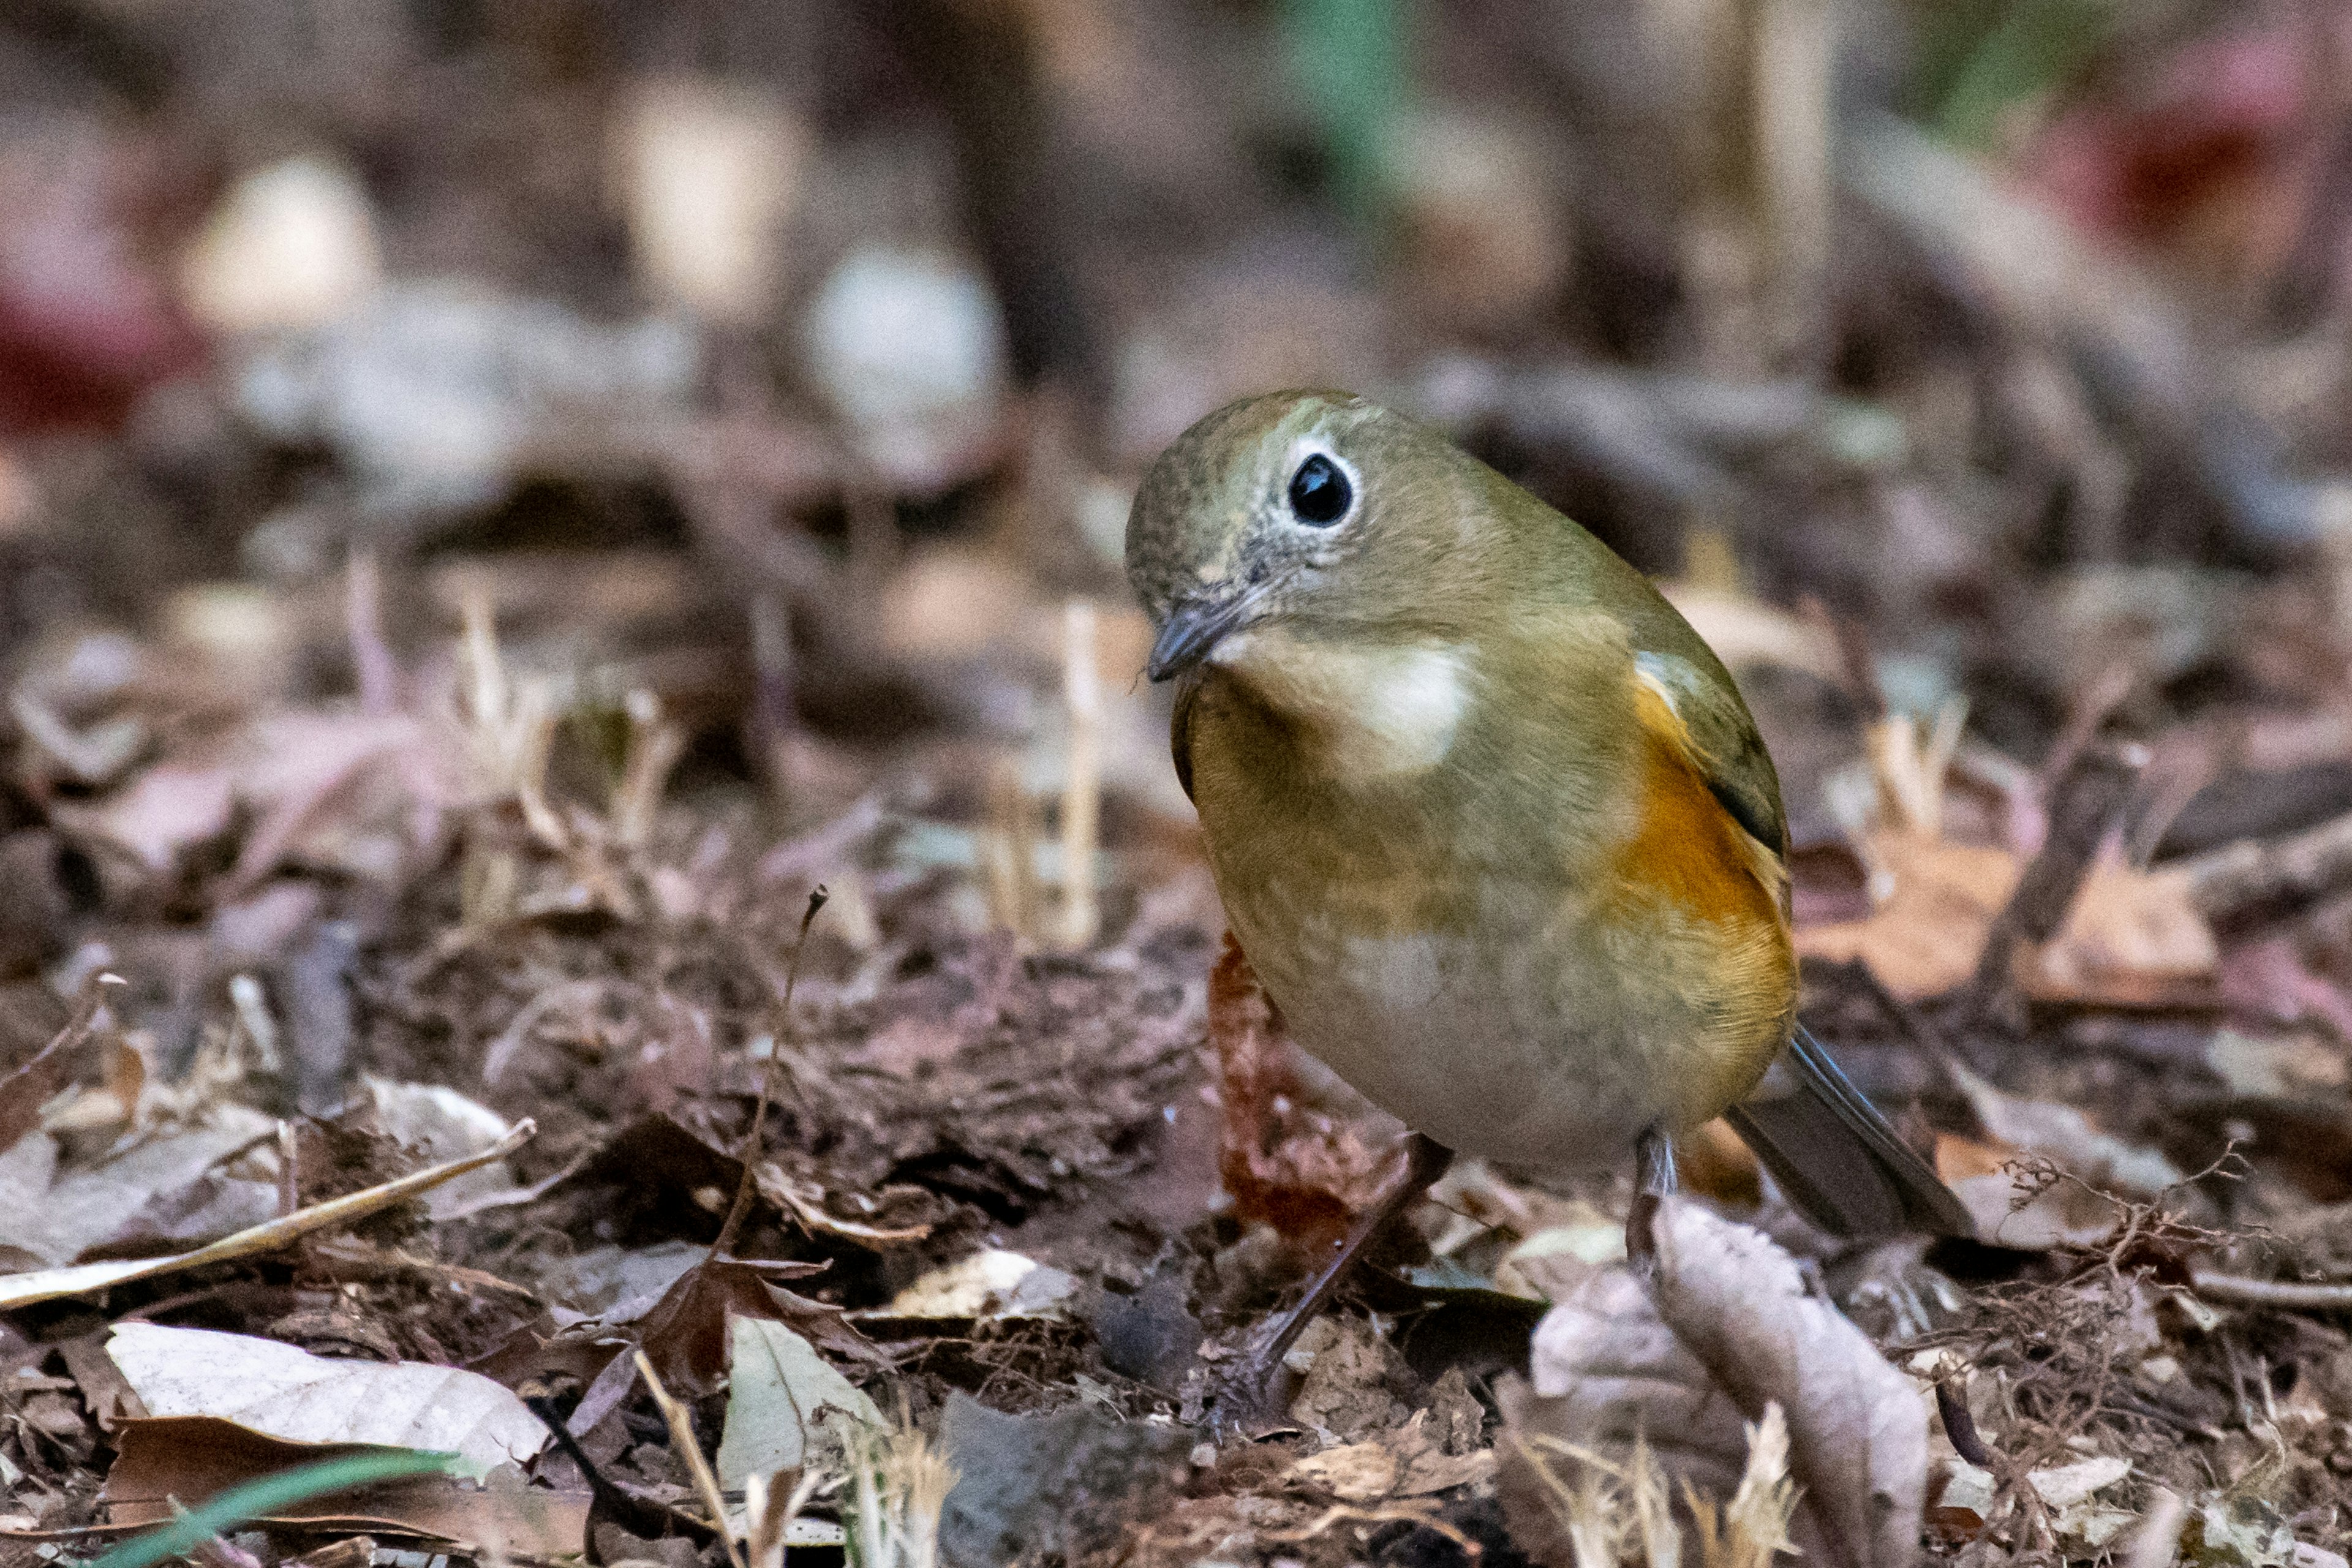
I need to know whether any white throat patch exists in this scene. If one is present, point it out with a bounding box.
[1213,627,1472,777]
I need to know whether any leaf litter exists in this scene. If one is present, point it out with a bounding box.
[21,12,2352,1567]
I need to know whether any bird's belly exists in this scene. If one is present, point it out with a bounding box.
[1229,900,1747,1172]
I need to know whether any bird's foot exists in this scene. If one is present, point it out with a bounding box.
[1184,1328,1301,1440]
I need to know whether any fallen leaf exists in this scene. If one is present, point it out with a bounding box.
[1650,1199,1928,1568]
[2222,938,2352,1042]
[358,1077,516,1219]
[1796,830,2019,999]
[1286,1441,1398,1502]
[0,1106,278,1266]
[1936,1131,2127,1250]
[2029,1453,2131,1509]
[1950,1061,2184,1196]
[628,1255,882,1398]
[1499,1199,1928,1568]
[2206,1030,2348,1096]
[712,1316,881,1490]
[2023,851,2218,1007]
[108,1324,545,1478]
[878,1250,1078,1322]
[100,1416,587,1557]
[0,1119,535,1310]
[56,761,235,873]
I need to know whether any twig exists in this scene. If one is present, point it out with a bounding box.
[635,1352,747,1568]
[0,1120,536,1310]
[521,1390,717,1547]
[712,888,827,1259]
[2173,807,2352,921]
[0,971,121,1153]
[614,689,687,851]
[1966,742,2146,1018]
[2188,1270,2352,1311]
[1935,1379,1992,1466]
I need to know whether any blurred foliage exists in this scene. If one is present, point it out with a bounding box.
[1913,0,2116,150]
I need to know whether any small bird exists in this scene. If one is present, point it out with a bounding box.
[1126,390,1970,1412]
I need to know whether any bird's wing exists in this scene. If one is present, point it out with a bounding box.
[1631,649,1787,858]
[1727,1023,1978,1237]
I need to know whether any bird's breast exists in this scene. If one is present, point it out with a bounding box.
[1182,640,1795,1170]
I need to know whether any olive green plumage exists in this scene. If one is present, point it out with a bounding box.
[1126,389,1968,1239]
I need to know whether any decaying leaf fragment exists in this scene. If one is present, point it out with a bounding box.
[1499,1198,1928,1568]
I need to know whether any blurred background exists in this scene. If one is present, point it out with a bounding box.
[7,0,2352,1011]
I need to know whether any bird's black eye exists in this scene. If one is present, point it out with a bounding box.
[1287,453,1351,525]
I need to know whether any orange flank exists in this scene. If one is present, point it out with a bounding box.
[1613,680,1784,930]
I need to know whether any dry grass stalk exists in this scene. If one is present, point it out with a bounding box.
[455,584,565,849]
[612,688,687,850]
[1058,597,1102,951]
[1868,696,1967,838]
[982,752,1039,941]
[842,1417,957,1568]
[1512,1404,1797,1568]
[634,1349,748,1568]
[744,1466,824,1568]
[1686,1404,1798,1568]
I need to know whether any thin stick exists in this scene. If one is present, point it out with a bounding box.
[635,1352,747,1568]
[1966,742,2145,1017]
[712,888,828,1259]
[0,971,121,1153]
[2189,1271,2352,1311]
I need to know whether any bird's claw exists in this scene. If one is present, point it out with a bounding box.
[1185,1330,1299,1441]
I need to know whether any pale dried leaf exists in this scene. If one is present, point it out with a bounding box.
[1287,1441,1400,1502]
[713,1315,882,1490]
[879,1250,1077,1321]
[0,1107,277,1266]
[1649,1199,1928,1568]
[107,1323,545,1477]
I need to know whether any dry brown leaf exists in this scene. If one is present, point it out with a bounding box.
[1287,1441,1400,1503]
[1934,1131,2131,1250]
[54,761,235,872]
[100,1416,587,1558]
[2022,850,2218,1007]
[1949,1062,2183,1196]
[1795,830,2019,999]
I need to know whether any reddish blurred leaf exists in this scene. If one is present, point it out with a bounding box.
[1206,935,1387,1255]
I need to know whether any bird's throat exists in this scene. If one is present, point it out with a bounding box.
[1210,625,1474,780]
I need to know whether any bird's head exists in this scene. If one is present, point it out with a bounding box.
[1124,390,1507,682]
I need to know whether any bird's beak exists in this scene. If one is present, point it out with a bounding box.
[1146,586,1261,682]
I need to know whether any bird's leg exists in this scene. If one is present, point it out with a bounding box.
[1205,1131,1454,1432]
[1627,1123,1677,1267]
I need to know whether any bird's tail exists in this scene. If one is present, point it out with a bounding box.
[1722,1023,1975,1238]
